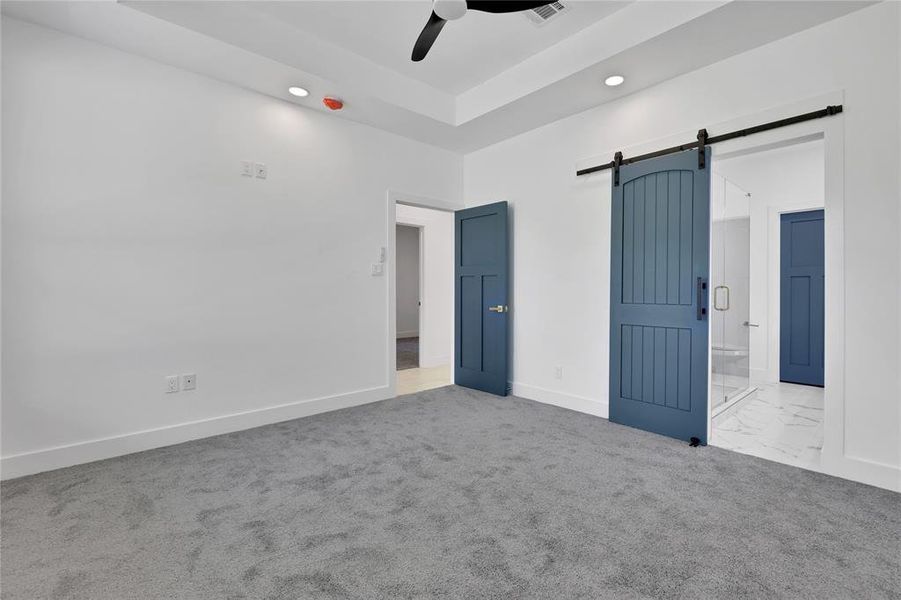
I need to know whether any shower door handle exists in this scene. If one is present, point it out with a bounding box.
[713,285,730,311]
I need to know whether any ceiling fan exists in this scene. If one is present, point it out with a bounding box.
[412,0,554,62]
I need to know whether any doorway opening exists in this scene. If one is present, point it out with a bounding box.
[709,138,826,471]
[394,203,454,395]
[396,224,421,370]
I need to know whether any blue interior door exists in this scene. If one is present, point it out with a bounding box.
[455,202,509,396]
[780,210,824,386]
[610,149,710,444]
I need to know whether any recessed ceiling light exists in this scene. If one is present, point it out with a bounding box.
[604,75,625,87]
[288,86,309,98]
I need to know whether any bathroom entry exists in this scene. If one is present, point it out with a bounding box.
[709,139,826,472]
[779,210,825,387]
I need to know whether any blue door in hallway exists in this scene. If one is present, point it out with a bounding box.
[780,210,824,386]
[610,149,710,444]
[455,202,509,396]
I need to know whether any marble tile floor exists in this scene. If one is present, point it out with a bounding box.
[711,380,824,471]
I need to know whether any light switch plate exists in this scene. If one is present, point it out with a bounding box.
[371,263,384,276]
[254,163,267,179]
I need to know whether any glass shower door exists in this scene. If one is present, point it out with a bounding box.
[711,175,751,408]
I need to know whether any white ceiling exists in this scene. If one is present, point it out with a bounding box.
[1,1,873,152]
[249,0,632,94]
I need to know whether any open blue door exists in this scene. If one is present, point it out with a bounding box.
[455,202,508,396]
[610,149,710,444]
[780,210,824,386]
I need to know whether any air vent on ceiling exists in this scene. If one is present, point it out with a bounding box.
[524,1,570,26]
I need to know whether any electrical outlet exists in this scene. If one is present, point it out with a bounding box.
[555,366,563,380]
[182,373,196,391]
[241,160,253,177]
[254,163,267,179]
[379,247,387,263]
[166,375,179,393]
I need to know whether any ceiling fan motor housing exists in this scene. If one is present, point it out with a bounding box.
[433,0,467,21]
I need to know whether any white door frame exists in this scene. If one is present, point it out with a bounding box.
[705,101,852,480]
[707,94,895,490]
[385,190,460,398]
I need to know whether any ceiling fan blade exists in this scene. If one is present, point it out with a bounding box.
[466,0,552,14]
[412,11,447,62]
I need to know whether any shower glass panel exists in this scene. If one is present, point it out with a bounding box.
[711,175,751,408]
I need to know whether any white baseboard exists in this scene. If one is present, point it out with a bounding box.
[824,453,901,493]
[396,330,419,339]
[9,381,895,493]
[0,385,392,481]
[511,382,609,418]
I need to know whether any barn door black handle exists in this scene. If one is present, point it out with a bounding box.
[696,277,708,320]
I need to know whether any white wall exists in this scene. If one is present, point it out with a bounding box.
[715,140,825,384]
[0,18,462,477]
[396,204,453,368]
[395,225,420,338]
[464,3,901,490]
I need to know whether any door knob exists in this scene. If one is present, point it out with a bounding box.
[488,305,507,313]
[743,321,760,327]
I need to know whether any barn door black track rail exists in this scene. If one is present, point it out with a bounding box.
[577,105,843,184]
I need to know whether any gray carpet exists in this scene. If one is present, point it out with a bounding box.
[2,386,899,600]
[396,337,419,370]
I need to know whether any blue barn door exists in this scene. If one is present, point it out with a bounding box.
[780,210,824,386]
[455,202,509,396]
[610,149,711,444]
